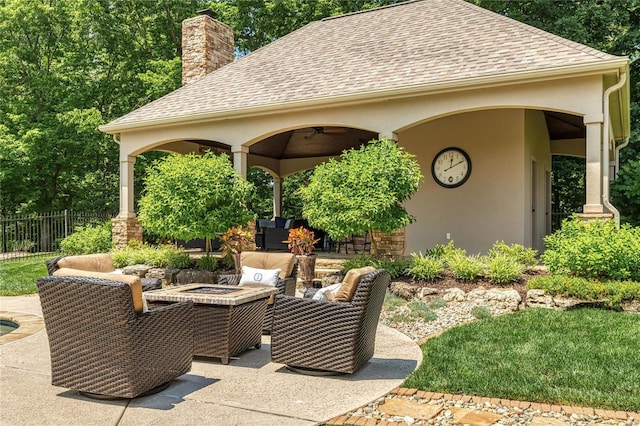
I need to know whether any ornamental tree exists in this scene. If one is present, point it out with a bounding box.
[300,138,423,252]
[138,152,255,255]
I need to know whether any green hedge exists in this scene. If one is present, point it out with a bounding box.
[527,275,640,307]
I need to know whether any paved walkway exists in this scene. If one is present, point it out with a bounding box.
[0,295,421,426]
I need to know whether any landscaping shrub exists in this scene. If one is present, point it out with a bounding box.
[488,240,537,267]
[427,299,447,309]
[448,254,485,281]
[407,300,438,321]
[542,217,640,281]
[374,257,411,279]
[486,255,523,284]
[342,254,376,271]
[407,253,444,281]
[426,241,466,262]
[60,221,112,254]
[197,255,218,272]
[343,254,410,279]
[111,243,190,269]
[470,305,492,319]
[527,275,640,307]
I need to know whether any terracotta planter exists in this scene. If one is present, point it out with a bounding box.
[297,254,317,287]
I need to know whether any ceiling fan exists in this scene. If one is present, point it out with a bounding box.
[301,126,348,139]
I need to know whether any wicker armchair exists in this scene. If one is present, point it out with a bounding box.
[47,254,162,292]
[270,269,391,374]
[37,275,194,399]
[218,252,298,333]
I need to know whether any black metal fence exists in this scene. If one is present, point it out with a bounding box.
[0,210,115,261]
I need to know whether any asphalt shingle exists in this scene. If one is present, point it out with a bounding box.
[103,0,622,130]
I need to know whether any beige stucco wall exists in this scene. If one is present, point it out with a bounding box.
[524,110,552,252]
[400,109,526,255]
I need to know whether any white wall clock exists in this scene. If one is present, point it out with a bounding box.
[431,147,472,188]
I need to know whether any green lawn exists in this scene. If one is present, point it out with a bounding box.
[403,307,640,411]
[0,257,48,295]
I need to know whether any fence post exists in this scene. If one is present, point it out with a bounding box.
[1,218,6,253]
[64,209,68,238]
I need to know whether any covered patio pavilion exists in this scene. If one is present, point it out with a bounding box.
[100,0,630,255]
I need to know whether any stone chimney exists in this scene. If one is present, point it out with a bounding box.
[181,9,234,86]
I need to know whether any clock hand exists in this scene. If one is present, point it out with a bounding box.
[444,160,464,172]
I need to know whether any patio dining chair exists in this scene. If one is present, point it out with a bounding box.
[270,268,391,374]
[217,251,298,334]
[37,274,194,399]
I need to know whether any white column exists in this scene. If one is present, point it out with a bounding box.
[583,114,604,213]
[118,155,137,218]
[232,145,249,178]
[273,177,282,218]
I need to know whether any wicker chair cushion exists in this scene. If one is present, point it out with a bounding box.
[53,268,144,313]
[57,253,115,273]
[333,266,376,302]
[240,252,295,279]
[239,266,281,287]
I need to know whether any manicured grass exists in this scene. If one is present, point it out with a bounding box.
[0,257,48,295]
[402,307,640,411]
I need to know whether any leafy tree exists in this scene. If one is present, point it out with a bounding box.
[246,166,274,219]
[300,138,422,251]
[210,0,402,55]
[611,160,640,226]
[138,152,255,255]
[282,169,314,218]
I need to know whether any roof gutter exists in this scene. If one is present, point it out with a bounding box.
[99,58,628,134]
[602,71,627,228]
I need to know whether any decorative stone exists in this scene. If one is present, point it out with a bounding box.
[418,287,440,299]
[321,272,343,287]
[621,300,640,313]
[467,288,521,311]
[526,289,554,308]
[163,268,180,285]
[175,269,215,284]
[390,281,418,300]
[123,264,152,278]
[379,399,443,420]
[442,288,466,302]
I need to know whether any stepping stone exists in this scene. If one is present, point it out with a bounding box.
[451,408,502,426]
[530,416,570,426]
[379,399,443,420]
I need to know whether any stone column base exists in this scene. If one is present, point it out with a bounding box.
[112,217,143,249]
[371,228,405,257]
[576,212,614,223]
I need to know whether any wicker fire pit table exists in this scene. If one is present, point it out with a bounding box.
[144,284,278,364]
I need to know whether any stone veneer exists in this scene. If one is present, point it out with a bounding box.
[181,10,234,86]
[112,216,143,249]
[371,228,406,257]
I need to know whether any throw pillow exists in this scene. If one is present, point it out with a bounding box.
[311,282,342,302]
[332,266,376,302]
[274,216,287,228]
[239,266,281,287]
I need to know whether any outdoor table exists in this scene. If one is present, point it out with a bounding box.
[144,284,278,364]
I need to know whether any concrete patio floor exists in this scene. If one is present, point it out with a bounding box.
[0,294,422,426]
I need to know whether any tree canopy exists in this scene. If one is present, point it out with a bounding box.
[138,152,255,246]
[300,138,423,243]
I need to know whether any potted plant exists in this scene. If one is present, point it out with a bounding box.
[283,226,320,287]
[220,226,253,274]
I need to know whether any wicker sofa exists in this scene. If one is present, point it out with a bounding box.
[37,275,194,398]
[218,251,298,333]
[46,253,161,292]
[270,268,391,374]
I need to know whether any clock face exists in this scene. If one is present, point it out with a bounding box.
[431,147,471,188]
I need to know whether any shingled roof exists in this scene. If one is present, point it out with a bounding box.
[101,0,625,132]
